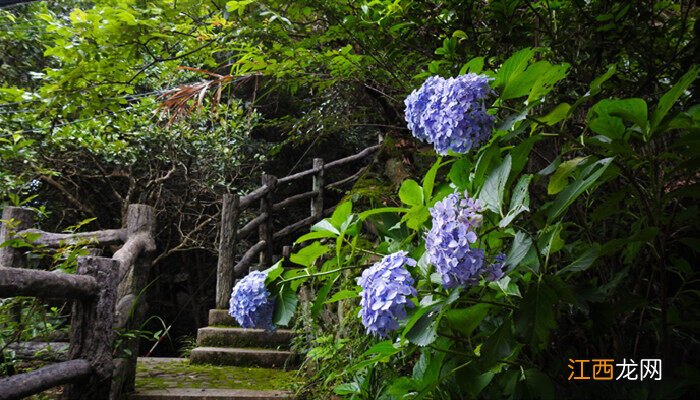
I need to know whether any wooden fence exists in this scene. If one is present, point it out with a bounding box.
[215,144,380,308]
[0,204,156,400]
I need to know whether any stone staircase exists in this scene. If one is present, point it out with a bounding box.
[189,309,299,370]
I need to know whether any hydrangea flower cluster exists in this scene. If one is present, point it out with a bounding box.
[483,252,507,282]
[404,73,495,155]
[358,251,417,337]
[228,270,275,330]
[426,191,489,288]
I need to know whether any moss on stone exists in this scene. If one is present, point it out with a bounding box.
[135,358,303,392]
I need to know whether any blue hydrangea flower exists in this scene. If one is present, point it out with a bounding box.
[426,191,487,288]
[358,251,417,337]
[229,270,275,330]
[404,73,495,155]
[483,252,506,282]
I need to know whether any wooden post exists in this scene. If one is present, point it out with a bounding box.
[216,194,239,309]
[111,204,156,399]
[282,245,291,264]
[64,256,118,400]
[311,158,324,221]
[256,174,276,271]
[0,206,34,269]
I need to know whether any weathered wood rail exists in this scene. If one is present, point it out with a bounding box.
[215,144,380,308]
[0,204,156,400]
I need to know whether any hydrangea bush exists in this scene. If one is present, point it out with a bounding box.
[404,73,495,155]
[231,49,699,398]
[228,270,275,330]
[357,251,417,337]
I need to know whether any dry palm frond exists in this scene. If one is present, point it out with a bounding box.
[156,67,259,125]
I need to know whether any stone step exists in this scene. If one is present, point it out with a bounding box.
[130,388,292,400]
[190,347,299,369]
[208,309,237,326]
[197,327,295,349]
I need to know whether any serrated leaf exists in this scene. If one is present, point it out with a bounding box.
[330,201,352,229]
[405,307,439,346]
[272,285,298,327]
[444,304,490,336]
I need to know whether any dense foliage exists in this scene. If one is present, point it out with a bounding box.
[1,0,699,398]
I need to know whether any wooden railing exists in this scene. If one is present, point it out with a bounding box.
[215,144,380,308]
[0,204,156,400]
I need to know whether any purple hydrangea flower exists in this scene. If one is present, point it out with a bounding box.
[358,251,417,337]
[483,252,506,282]
[404,73,495,155]
[426,191,487,288]
[229,270,275,330]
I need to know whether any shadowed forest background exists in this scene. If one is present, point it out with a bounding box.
[1,0,698,399]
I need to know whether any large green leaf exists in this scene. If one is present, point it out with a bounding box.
[289,242,330,267]
[422,158,442,202]
[448,158,471,189]
[494,48,535,98]
[444,303,490,336]
[272,285,298,326]
[515,280,558,347]
[591,98,649,134]
[399,179,424,206]
[506,231,532,269]
[330,201,352,229]
[547,157,614,222]
[479,154,512,215]
[528,63,570,103]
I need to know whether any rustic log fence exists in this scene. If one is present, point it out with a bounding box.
[0,204,155,400]
[214,144,380,309]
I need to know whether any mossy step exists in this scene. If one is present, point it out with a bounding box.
[189,347,299,369]
[134,357,301,393]
[208,309,237,326]
[197,327,295,349]
[130,388,292,400]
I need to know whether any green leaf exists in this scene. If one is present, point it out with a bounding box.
[289,242,330,267]
[515,280,558,347]
[272,285,298,327]
[405,307,439,347]
[399,179,424,206]
[295,230,337,243]
[592,98,649,132]
[499,174,531,228]
[361,340,403,357]
[557,244,600,274]
[538,103,571,125]
[481,319,514,366]
[651,65,700,132]
[495,48,536,98]
[479,154,512,215]
[523,368,555,399]
[358,207,409,220]
[310,219,340,235]
[330,201,352,229]
[264,261,284,284]
[459,56,485,75]
[548,156,589,195]
[448,158,472,189]
[547,157,614,222]
[528,63,570,103]
[422,158,442,203]
[325,289,359,304]
[444,304,490,336]
[506,231,532,269]
[311,277,337,318]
